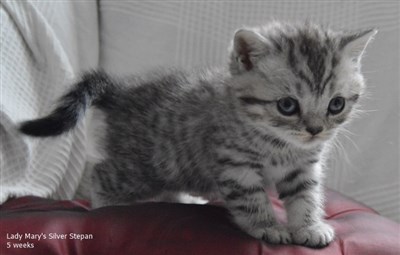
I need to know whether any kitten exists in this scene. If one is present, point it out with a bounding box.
[19,22,376,248]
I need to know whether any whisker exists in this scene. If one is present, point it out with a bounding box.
[340,130,360,152]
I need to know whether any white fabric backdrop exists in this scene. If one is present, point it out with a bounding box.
[99,1,400,222]
[0,1,98,202]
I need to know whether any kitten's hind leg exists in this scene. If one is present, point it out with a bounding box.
[90,161,162,208]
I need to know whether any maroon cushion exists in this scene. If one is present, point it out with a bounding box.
[1,189,399,255]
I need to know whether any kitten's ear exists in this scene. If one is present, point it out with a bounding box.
[340,29,377,61]
[231,29,268,72]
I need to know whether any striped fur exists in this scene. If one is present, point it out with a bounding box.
[19,22,376,248]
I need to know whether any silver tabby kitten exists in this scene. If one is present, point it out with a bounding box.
[20,22,376,248]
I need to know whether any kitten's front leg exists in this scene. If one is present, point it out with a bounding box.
[276,164,334,248]
[218,162,291,244]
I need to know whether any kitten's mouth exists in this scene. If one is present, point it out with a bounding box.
[303,133,332,144]
[279,130,331,149]
[292,133,327,146]
[306,135,319,142]
[298,136,317,145]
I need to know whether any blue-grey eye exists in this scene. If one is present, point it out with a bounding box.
[277,97,299,116]
[328,97,345,115]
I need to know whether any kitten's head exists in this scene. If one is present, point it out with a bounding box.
[229,22,376,149]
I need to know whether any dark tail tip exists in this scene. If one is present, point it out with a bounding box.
[19,70,109,137]
[19,115,75,137]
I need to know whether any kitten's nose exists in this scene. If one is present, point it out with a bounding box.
[306,126,323,136]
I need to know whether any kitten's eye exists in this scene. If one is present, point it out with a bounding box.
[277,97,299,116]
[328,97,345,115]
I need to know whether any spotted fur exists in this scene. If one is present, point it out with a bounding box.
[19,22,376,248]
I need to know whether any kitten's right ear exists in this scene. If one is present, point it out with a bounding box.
[340,29,378,62]
[230,29,268,73]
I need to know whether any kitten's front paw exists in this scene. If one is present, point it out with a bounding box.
[290,222,334,248]
[260,225,292,245]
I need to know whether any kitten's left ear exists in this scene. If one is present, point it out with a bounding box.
[230,29,268,73]
[340,29,378,61]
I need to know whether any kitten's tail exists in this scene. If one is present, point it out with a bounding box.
[19,71,114,137]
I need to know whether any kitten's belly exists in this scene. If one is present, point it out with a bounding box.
[74,108,108,200]
[85,108,218,193]
[86,108,108,164]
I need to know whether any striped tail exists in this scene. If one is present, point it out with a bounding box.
[19,71,113,137]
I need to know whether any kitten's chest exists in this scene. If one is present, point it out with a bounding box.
[261,148,316,183]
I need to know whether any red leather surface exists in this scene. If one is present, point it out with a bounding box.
[1,190,399,255]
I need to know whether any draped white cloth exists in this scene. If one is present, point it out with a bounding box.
[0,1,98,201]
[1,1,398,222]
